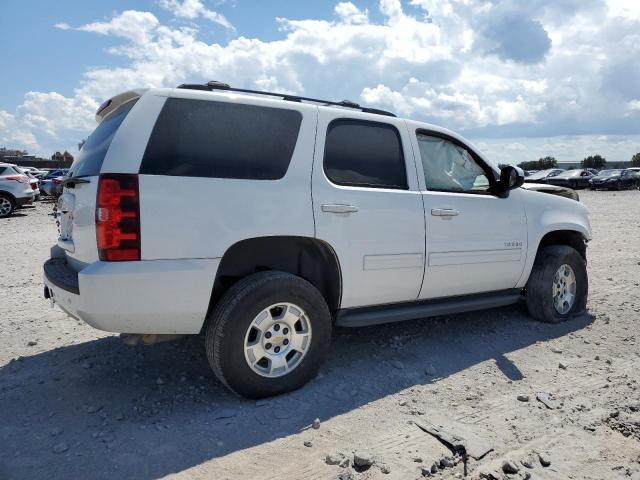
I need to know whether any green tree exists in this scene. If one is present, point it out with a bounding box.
[581,155,606,169]
[631,152,640,167]
[517,156,558,171]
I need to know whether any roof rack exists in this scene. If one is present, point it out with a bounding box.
[176,81,396,117]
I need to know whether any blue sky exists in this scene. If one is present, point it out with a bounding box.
[1,0,639,164]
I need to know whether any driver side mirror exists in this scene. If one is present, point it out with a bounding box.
[498,166,525,196]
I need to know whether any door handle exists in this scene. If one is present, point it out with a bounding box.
[431,208,460,217]
[322,204,359,214]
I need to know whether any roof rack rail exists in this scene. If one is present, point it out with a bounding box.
[176,81,397,117]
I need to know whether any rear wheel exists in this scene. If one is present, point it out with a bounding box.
[205,271,332,398]
[0,195,15,218]
[525,245,587,323]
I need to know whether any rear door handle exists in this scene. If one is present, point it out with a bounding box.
[431,208,460,217]
[322,204,358,214]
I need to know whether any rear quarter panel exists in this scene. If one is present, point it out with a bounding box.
[136,90,318,260]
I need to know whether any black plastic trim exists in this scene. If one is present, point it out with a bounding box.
[335,289,523,327]
[176,82,397,117]
[43,258,80,295]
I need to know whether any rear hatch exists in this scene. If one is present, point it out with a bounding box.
[58,97,139,271]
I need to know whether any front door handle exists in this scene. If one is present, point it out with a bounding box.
[322,204,359,214]
[431,208,460,217]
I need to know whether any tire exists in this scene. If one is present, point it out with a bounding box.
[205,271,332,398]
[0,194,16,218]
[525,245,588,323]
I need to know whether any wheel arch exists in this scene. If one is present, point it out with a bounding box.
[0,190,17,203]
[517,227,590,289]
[537,229,588,260]
[206,236,342,322]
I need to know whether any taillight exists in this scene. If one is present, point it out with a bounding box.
[6,175,29,184]
[96,174,141,261]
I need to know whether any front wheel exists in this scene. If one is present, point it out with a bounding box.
[205,271,332,398]
[525,245,588,323]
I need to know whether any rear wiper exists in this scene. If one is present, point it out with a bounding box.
[62,177,91,188]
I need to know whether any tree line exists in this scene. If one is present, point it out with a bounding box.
[497,152,640,171]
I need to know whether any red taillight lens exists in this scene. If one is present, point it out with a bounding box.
[96,174,141,261]
[6,175,29,184]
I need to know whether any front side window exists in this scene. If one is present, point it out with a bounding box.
[140,98,302,180]
[416,134,490,193]
[323,119,408,189]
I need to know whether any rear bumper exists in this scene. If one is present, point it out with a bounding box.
[16,194,35,206]
[43,248,219,334]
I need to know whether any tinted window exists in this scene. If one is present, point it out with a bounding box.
[323,120,407,189]
[140,98,302,180]
[69,101,136,178]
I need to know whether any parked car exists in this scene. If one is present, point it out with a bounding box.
[18,166,44,176]
[24,172,40,200]
[44,82,591,398]
[40,176,65,197]
[0,163,36,217]
[590,169,640,190]
[39,169,69,196]
[521,183,580,201]
[585,168,600,176]
[523,168,565,183]
[18,169,41,199]
[545,169,595,189]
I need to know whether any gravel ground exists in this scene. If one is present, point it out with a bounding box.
[1,191,639,480]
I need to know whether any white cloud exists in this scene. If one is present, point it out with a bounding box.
[627,100,640,113]
[3,0,640,160]
[334,2,369,24]
[158,0,233,30]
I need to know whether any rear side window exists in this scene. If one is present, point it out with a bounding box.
[323,119,407,189]
[140,98,303,180]
[69,101,136,178]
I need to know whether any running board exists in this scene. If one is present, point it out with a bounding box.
[335,289,523,327]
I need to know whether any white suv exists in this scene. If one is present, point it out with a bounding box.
[44,82,591,398]
[0,163,36,217]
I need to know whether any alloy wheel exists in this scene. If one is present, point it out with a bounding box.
[552,264,577,315]
[243,302,312,378]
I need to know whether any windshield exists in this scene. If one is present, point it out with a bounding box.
[598,170,622,177]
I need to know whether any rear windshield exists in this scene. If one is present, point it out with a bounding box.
[139,98,302,180]
[68,100,136,178]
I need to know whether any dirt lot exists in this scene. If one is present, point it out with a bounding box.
[1,191,639,480]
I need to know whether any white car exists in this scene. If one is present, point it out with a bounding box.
[44,82,591,398]
[15,167,41,199]
[0,163,36,217]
